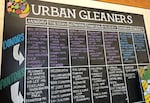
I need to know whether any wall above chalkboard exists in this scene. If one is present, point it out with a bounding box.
[96,0,150,9]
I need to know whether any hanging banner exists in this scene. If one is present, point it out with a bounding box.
[0,0,150,103]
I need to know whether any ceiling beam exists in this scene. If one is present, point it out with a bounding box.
[96,0,150,9]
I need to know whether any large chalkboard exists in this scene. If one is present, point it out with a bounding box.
[0,0,150,103]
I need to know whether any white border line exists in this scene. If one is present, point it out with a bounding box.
[86,28,94,103]
[102,31,112,103]
[117,31,129,103]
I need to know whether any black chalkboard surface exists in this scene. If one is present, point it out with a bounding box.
[0,0,149,103]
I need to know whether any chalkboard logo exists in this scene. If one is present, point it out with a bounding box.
[7,0,30,18]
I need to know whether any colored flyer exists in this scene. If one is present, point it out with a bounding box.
[139,65,150,103]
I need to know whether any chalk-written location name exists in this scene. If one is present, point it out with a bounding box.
[3,33,24,50]
[0,67,24,91]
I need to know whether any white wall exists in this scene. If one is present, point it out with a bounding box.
[0,0,150,76]
[0,0,5,77]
